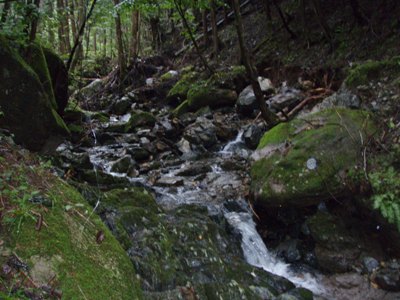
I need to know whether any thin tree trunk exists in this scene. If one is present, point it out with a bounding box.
[173,0,213,74]
[310,0,332,43]
[231,0,278,126]
[129,9,140,60]
[85,24,90,58]
[48,1,55,44]
[202,9,208,44]
[210,0,219,54]
[272,0,297,39]
[299,0,310,47]
[113,0,126,82]
[57,0,66,53]
[93,28,97,55]
[0,0,11,28]
[69,0,78,42]
[262,0,272,21]
[64,0,71,52]
[103,28,107,56]
[66,0,97,72]
[28,0,41,44]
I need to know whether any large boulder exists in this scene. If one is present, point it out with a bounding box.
[42,47,69,114]
[250,108,376,207]
[237,77,274,115]
[0,36,69,151]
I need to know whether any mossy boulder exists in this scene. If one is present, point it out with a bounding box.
[251,108,377,207]
[166,71,199,104]
[0,145,142,299]
[186,81,237,111]
[345,56,400,88]
[125,110,156,132]
[99,189,298,297]
[0,36,69,151]
[42,47,69,114]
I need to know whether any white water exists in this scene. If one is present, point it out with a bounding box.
[224,211,323,295]
[219,130,244,154]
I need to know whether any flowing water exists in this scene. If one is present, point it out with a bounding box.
[82,121,325,296]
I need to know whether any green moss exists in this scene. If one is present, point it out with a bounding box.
[25,43,57,110]
[172,99,189,116]
[51,108,70,135]
[160,71,177,82]
[186,81,237,111]
[125,111,156,132]
[2,171,142,299]
[345,57,400,87]
[251,109,377,207]
[167,71,199,102]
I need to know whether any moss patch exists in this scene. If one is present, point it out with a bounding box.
[125,110,156,132]
[251,108,377,207]
[0,142,142,299]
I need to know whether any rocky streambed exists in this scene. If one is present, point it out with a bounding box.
[52,62,400,299]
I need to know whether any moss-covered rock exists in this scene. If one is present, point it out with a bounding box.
[42,47,69,114]
[125,110,156,132]
[0,142,142,299]
[251,108,377,207]
[345,57,400,88]
[99,189,298,297]
[0,36,69,151]
[166,71,199,104]
[186,81,237,111]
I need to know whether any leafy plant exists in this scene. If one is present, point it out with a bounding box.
[369,166,400,231]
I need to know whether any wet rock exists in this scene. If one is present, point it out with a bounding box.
[110,155,136,174]
[112,96,132,115]
[251,109,377,207]
[362,256,380,274]
[79,78,103,100]
[267,86,304,113]
[276,239,302,263]
[125,110,156,132]
[373,260,400,291]
[78,169,130,187]
[57,148,93,170]
[127,146,151,161]
[244,123,265,150]
[306,212,363,273]
[183,117,217,149]
[155,176,184,187]
[236,77,274,116]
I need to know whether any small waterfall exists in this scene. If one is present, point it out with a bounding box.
[224,211,322,295]
[219,130,244,154]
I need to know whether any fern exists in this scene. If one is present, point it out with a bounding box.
[370,166,400,232]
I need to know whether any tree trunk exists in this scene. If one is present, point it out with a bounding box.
[262,0,272,21]
[48,0,55,44]
[113,0,126,83]
[272,0,297,39]
[299,0,310,47]
[0,0,11,28]
[129,9,140,60]
[103,28,107,56]
[93,28,97,55]
[57,0,66,53]
[63,0,71,52]
[310,0,332,43]
[210,0,219,54]
[231,0,278,126]
[149,16,161,54]
[173,0,213,74]
[66,0,97,72]
[202,9,208,44]
[29,0,41,44]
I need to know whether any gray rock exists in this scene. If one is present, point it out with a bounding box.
[312,88,361,113]
[237,77,274,115]
[244,123,265,150]
[155,176,184,187]
[363,256,380,274]
[79,79,103,99]
[183,117,217,149]
[112,96,132,115]
[267,86,304,112]
[374,260,400,291]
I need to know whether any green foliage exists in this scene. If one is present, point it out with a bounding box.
[369,141,400,231]
[0,167,40,234]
